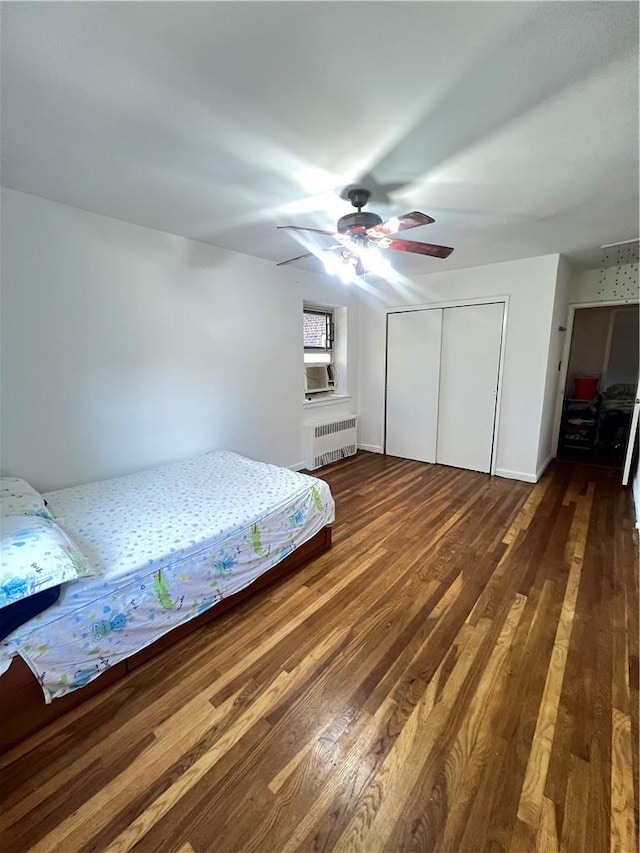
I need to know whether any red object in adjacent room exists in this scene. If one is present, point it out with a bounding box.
[574,375,599,400]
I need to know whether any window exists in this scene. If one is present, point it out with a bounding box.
[302,304,348,400]
[303,308,333,365]
[303,306,336,397]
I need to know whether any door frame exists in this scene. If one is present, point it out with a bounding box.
[622,377,640,487]
[383,294,509,476]
[552,297,640,458]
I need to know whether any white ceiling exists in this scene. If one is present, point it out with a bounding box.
[564,239,639,270]
[1,2,638,277]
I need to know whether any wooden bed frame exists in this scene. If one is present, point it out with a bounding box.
[0,525,332,755]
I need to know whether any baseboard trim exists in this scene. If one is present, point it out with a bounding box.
[358,444,383,454]
[535,454,554,481]
[289,461,306,472]
[495,468,538,484]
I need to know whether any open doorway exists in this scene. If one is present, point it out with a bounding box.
[557,303,639,467]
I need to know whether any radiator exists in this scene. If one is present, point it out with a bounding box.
[304,415,358,471]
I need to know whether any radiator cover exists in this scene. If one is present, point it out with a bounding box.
[304,416,358,471]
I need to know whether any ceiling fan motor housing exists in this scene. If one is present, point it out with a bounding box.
[337,211,383,235]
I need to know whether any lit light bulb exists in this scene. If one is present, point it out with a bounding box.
[361,246,393,276]
[338,264,354,284]
[322,253,341,276]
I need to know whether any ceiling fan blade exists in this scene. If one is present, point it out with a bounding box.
[277,244,345,267]
[276,251,316,267]
[376,237,454,258]
[367,211,435,239]
[277,225,337,237]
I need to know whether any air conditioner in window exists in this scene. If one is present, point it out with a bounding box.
[305,364,335,394]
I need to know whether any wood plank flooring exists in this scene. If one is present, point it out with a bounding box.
[0,452,637,852]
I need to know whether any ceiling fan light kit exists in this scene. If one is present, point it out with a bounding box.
[277,188,454,279]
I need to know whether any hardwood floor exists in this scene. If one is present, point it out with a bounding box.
[0,452,637,853]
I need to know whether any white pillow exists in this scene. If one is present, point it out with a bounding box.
[0,477,50,519]
[0,514,91,608]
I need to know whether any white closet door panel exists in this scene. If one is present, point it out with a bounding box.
[436,303,504,473]
[386,309,442,463]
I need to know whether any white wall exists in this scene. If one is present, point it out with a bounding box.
[607,308,639,387]
[562,304,638,396]
[357,253,561,482]
[536,255,570,474]
[566,306,612,393]
[0,189,358,490]
[569,262,639,304]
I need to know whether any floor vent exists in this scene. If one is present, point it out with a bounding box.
[305,416,357,471]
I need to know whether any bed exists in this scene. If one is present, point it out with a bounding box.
[0,451,335,752]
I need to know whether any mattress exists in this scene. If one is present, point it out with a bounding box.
[0,451,335,701]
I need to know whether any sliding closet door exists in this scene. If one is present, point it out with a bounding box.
[436,302,504,473]
[386,309,442,463]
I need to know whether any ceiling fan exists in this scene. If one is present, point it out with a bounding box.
[277,188,454,277]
